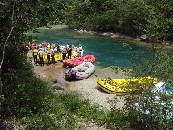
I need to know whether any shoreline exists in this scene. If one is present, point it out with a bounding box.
[73,29,173,50]
[38,24,69,30]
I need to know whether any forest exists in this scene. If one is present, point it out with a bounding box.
[61,0,173,42]
[1,0,173,129]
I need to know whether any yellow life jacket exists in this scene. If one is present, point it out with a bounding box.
[33,49,38,56]
[39,51,44,57]
[47,44,50,50]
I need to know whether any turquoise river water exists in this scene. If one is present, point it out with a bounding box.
[28,28,151,68]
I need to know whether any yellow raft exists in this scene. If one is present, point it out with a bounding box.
[97,76,158,96]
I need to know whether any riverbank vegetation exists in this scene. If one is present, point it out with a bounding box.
[1,0,173,129]
[61,0,173,43]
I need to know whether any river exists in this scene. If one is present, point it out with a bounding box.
[27,28,151,68]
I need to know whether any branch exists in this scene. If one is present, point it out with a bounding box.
[0,1,16,69]
[0,1,16,108]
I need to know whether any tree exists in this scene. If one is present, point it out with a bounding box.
[0,0,61,120]
[109,46,173,130]
[145,0,173,41]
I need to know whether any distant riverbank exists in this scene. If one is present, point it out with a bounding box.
[38,24,69,30]
[37,24,173,50]
[73,29,173,50]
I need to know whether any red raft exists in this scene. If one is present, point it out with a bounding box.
[63,55,95,67]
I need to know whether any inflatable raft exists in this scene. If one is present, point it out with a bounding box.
[97,77,158,95]
[63,55,95,67]
[65,62,95,80]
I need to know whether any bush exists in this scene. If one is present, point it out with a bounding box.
[108,47,173,130]
[58,93,108,124]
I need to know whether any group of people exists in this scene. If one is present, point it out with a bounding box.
[62,44,72,60]
[32,46,55,67]
[30,40,84,67]
[62,44,84,60]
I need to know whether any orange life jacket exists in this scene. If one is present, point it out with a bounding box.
[47,50,51,55]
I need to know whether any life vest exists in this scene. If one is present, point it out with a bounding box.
[39,51,44,57]
[47,50,51,55]
[62,49,67,54]
[47,44,50,50]
[51,49,54,55]
[33,49,38,56]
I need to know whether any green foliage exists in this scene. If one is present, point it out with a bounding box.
[18,93,108,129]
[118,0,149,37]
[130,45,173,82]
[107,47,173,130]
[1,44,53,117]
[22,113,76,130]
[1,0,173,129]
[58,93,108,123]
[64,0,150,37]
[0,0,67,122]
[152,49,173,82]
[110,93,173,130]
[145,0,173,41]
[62,0,173,41]
[108,107,133,130]
[1,0,109,129]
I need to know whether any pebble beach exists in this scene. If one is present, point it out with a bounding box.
[32,56,126,110]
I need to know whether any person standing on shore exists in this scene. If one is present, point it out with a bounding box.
[51,48,55,64]
[76,47,80,57]
[47,49,51,65]
[57,43,61,53]
[62,48,67,61]
[67,45,72,59]
[33,47,38,64]
[47,43,51,50]
[38,49,44,67]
